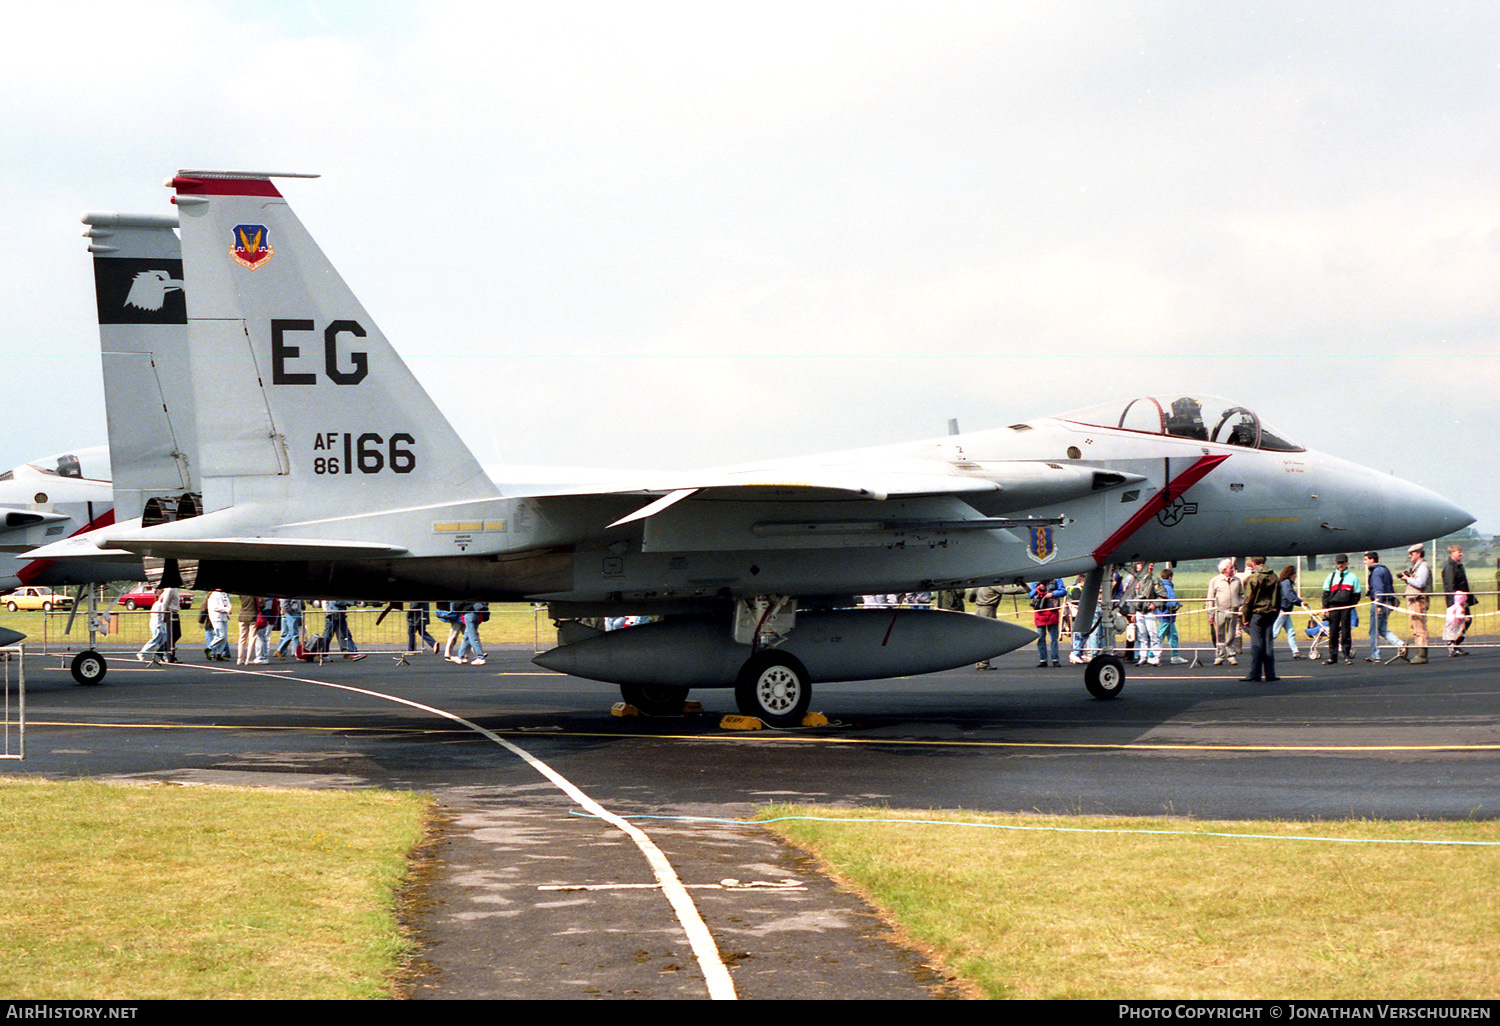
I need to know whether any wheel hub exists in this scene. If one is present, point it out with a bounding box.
[757,668,800,713]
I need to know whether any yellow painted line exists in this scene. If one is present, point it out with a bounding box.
[29,720,472,736]
[489,732,1500,753]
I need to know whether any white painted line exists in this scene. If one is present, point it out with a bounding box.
[201,665,739,1000]
[540,879,805,892]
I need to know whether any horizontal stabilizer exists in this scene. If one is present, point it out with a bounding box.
[93,537,409,561]
[18,533,138,562]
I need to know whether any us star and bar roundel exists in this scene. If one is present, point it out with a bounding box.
[230,223,273,269]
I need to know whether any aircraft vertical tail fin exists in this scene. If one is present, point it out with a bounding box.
[167,171,497,521]
[82,212,197,525]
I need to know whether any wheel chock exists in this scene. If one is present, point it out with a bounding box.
[800,711,829,727]
[720,714,764,730]
[611,701,640,717]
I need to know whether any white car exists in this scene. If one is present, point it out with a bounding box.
[3,586,74,612]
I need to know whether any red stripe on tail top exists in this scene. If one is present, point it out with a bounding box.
[1090,454,1229,565]
[171,176,282,198]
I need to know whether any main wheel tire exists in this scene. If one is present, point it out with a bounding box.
[70,650,107,686]
[1084,654,1126,699]
[124,599,138,611]
[41,603,52,612]
[5,602,15,612]
[619,683,690,716]
[735,653,812,727]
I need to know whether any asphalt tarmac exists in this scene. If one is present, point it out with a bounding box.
[5,643,1497,998]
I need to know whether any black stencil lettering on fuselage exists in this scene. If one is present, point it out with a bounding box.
[311,432,416,475]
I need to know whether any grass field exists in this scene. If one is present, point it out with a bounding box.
[3,785,1496,999]
[761,806,1500,1000]
[0,778,430,1000]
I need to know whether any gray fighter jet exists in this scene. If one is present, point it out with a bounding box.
[34,172,1473,722]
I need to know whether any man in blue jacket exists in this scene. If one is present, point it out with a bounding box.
[1363,551,1405,662]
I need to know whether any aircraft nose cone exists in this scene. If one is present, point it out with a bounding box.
[1388,476,1474,544]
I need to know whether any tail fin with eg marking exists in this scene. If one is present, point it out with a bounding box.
[167,171,498,523]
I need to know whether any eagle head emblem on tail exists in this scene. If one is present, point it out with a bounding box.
[124,269,185,312]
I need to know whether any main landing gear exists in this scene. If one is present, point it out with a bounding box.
[617,653,813,726]
[733,652,812,727]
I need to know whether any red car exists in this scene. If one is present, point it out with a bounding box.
[116,584,195,611]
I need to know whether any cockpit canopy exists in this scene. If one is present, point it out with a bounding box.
[1056,395,1303,452]
[0,448,112,483]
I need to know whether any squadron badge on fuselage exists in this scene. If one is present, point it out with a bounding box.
[230,224,274,269]
[1026,525,1057,564]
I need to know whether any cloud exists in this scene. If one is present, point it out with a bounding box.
[1,0,1496,530]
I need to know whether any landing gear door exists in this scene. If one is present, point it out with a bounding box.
[733,596,797,647]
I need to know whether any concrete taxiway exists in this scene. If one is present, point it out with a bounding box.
[4,645,1497,998]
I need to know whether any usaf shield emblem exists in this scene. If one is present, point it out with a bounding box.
[230,224,274,269]
[1026,526,1057,564]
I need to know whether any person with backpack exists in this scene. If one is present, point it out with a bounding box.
[448,602,489,666]
[1029,579,1066,667]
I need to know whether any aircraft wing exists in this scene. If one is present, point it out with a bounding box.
[604,461,1138,528]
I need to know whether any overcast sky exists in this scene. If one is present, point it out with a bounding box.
[3,1,1496,533]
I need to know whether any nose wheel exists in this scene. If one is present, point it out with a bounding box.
[1084,654,1125,699]
[70,650,108,686]
[735,653,812,726]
